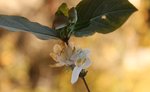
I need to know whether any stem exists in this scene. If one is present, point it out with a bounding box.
[81,77,91,92]
[66,41,69,45]
[63,38,69,46]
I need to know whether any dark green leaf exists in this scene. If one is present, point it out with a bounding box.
[74,0,138,36]
[53,3,69,30]
[68,7,78,24]
[0,15,59,40]
[53,3,78,41]
[55,3,69,17]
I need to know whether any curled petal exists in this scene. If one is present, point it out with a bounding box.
[57,55,65,63]
[71,66,82,84]
[77,49,90,59]
[82,58,91,69]
[83,49,90,56]
[70,49,82,61]
[70,55,77,62]
[78,49,89,59]
[50,53,58,62]
[53,44,62,54]
[49,63,64,67]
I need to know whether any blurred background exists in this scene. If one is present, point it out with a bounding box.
[0,0,149,92]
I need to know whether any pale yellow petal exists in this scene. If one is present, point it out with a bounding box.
[49,63,64,67]
[53,44,62,54]
[50,53,59,62]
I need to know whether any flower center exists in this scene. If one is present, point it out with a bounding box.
[75,58,86,67]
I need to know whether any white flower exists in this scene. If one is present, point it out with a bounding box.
[50,44,91,84]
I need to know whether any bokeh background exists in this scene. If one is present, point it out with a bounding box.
[0,0,149,92]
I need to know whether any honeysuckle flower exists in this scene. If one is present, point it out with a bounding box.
[50,43,91,84]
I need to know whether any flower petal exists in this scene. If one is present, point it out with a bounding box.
[71,66,82,84]
[49,63,64,67]
[82,58,91,69]
[78,49,89,59]
[83,49,90,56]
[70,49,82,61]
[50,53,58,62]
[57,55,66,63]
[67,44,73,55]
[53,44,62,54]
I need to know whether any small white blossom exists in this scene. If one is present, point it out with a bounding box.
[50,44,91,84]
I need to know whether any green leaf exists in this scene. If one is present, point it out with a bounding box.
[68,7,78,24]
[55,3,69,17]
[74,0,138,36]
[53,3,78,41]
[0,15,58,40]
[53,3,69,30]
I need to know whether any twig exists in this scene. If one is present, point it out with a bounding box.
[81,77,91,92]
